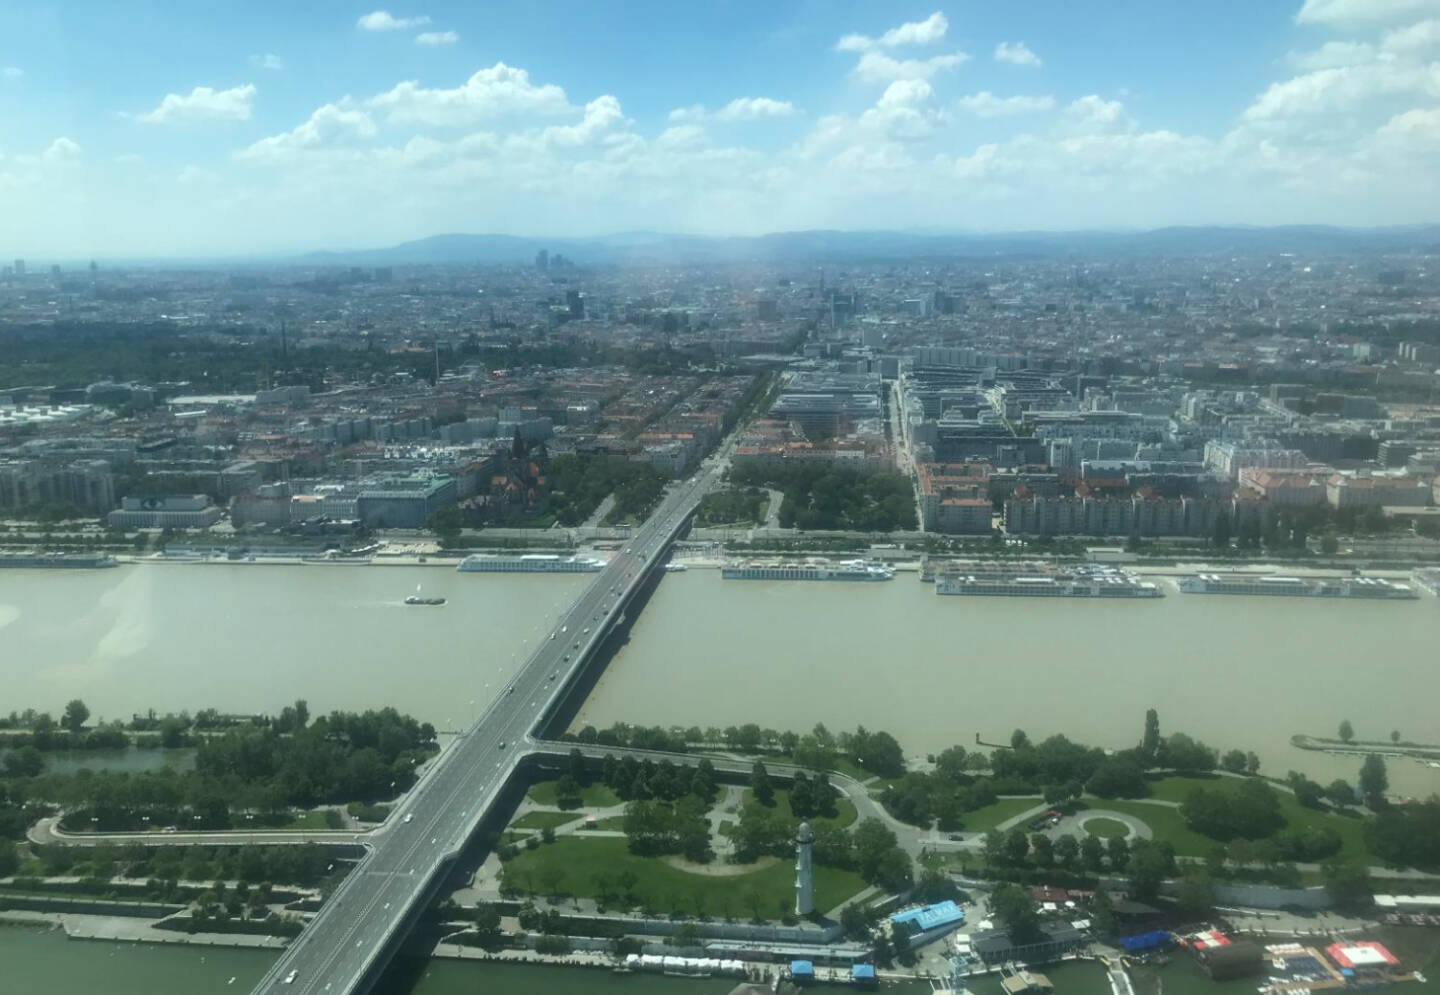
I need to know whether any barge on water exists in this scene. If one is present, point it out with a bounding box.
[0,552,118,569]
[457,553,606,573]
[936,567,1162,598]
[721,558,894,581]
[1178,573,1416,599]
[1412,568,1440,597]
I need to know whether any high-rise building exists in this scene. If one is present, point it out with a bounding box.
[534,249,549,272]
[12,259,24,276]
[794,822,814,916]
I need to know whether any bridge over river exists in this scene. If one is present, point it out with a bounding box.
[249,456,728,995]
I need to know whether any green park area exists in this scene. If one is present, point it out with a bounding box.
[511,811,585,833]
[738,785,858,829]
[499,836,866,919]
[1088,775,1370,862]
[526,778,620,809]
[960,797,1041,833]
[1081,817,1131,840]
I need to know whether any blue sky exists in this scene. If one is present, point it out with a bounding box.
[2,0,1439,258]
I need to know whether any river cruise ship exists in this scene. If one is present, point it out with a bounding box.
[1412,568,1440,597]
[457,553,607,573]
[1179,573,1417,599]
[936,570,1162,598]
[0,552,118,568]
[721,558,894,581]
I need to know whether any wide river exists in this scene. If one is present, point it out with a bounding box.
[2,561,1438,792]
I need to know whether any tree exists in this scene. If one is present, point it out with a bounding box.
[473,901,503,949]
[1030,833,1054,868]
[3,745,43,778]
[1010,729,1031,751]
[427,505,464,544]
[1325,779,1355,807]
[1054,834,1080,870]
[1081,835,1106,872]
[990,883,1040,941]
[1091,889,1116,937]
[1003,827,1030,866]
[1107,835,1130,870]
[1359,754,1388,803]
[1161,732,1217,773]
[983,830,1005,867]
[841,901,875,941]
[1220,749,1247,774]
[1287,771,1325,809]
[1127,840,1172,902]
[891,923,914,965]
[1140,709,1161,765]
[749,761,774,806]
[1323,860,1373,911]
[62,699,90,734]
[1175,872,1215,921]
[1086,757,1148,799]
[1339,719,1354,743]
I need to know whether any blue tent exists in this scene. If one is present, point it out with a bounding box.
[1120,930,1171,953]
[852,964,877,980]
[790,960,815,978]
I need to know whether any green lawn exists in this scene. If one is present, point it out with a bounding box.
[282,810,342,830]
[1127,776,1371,862]
[526,778,621,809]
[500,836,866,918]
[738,786,858,828]
[511,811,585,832]
[1087,800,1214,857]
[589,815,627,831]
[960,797,1043,833]
[1083,817,1131,839]
[1143,774,1230,803]
[1088,795,1371,863]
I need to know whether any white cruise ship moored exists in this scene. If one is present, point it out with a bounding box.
[1178,572,1417,599]
[721,558,894,581]
[457,553,607,573]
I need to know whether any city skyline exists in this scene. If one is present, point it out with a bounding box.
[3,0,1440,257]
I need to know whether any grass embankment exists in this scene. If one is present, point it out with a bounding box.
[526,779,621,809]
[502,836,866,916]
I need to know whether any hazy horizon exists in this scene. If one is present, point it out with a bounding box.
[3,0,1440,258]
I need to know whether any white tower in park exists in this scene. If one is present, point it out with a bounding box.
[795,821,814,916]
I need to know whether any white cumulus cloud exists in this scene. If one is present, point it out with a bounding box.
[715,97,796,121]
[853,50,968,83]
[135,84,256,124]
[837,11,948,51]
[957,91,1057,117]
[2,66,23,80]
[43,137,81,161]
[415,31,458,46]
[357,10,431,31]
[367,63,570,125]
[994,41,1042,67]
[1295,0,1440,27]
[237,100,377,162]
[249,54,284,71]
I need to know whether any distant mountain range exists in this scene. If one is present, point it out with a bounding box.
[297,225,1440,267]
